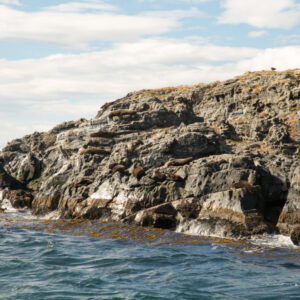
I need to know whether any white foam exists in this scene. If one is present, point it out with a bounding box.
[250,234,299,249]
[176,219,299,249]
[0,190,3,201]
[0,198,18,212]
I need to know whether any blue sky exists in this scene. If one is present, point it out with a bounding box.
[0,0,300,148]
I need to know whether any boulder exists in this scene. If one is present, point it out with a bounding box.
[133,203,178,229]
[2,189,33,209]
[290,227,300,246]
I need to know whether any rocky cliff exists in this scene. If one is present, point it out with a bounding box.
[1,69,300,244]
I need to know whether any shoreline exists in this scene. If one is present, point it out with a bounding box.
[1,195,298,251]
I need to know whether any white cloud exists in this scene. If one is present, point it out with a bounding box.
[0,6,182,48]
[0,98,99,148]
[275,34,300,45]
[235,46,300,71]
[218,0,300,29]
[0,116,56,149]
[1,38,300,148]
[0,38,260,101]
[0,0,20,5]
[22,99,98,116]
[184,0,213,2]
[139,0,211,2]
[248,30,268,38]
[45,1,117,13]
[173,0,211,2]
[142,7,203,19]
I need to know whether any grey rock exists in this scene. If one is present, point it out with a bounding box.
[1,69,300,240]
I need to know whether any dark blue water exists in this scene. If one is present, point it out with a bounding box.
[0,214,300,300]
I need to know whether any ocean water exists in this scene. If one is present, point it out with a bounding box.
[0,209,300,300]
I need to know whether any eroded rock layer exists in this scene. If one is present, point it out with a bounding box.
[1,70,300,241]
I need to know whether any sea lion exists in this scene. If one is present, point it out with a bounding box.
[74,178,94,189]
[152,170,167,181]
[152,170,183,182]
[167,173,183,182]
[230,180,256,193]
[108,109,136,119]
[132,167,145,180]
[112,164,126,174]
[90,130,115,138]
[167,157,193,167]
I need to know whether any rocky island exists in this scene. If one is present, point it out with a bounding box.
[1,70,299,245]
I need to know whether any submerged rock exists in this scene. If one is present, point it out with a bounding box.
[1,69,300,243]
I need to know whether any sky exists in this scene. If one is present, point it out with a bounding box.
[0,0,300,148]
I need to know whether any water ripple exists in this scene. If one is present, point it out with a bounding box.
[0,215,300,299]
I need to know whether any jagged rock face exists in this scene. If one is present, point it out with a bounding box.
[1,70,300,241]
